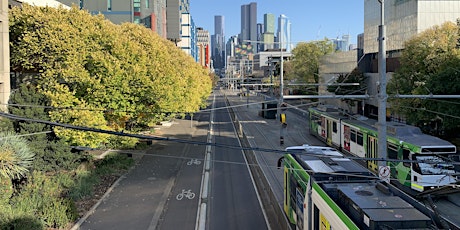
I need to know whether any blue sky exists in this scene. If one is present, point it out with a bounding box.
[189,1,364,45]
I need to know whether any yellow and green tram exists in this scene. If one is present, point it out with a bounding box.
[308,106,458,192]
[279,145,432,230]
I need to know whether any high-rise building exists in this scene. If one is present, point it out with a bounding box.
[226,35,239,58]
[262,13,275,51]
[196,27,211,69]
[256,23,264,53]
[364,0,460,55]
[240,2,257,53]
[277,14,291,52]
[59,0,167,39]
[166,0,190,43]
[177,13,197,60]
[212,15,225,71]
[332,35,350,51]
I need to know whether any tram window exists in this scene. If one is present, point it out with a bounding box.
[388,143,398,159]
[351,130,356,142]
[313,205,319,230]
[357,132,363,146]
[403,149,410,167]
[333,121,337,133]
[311,114,320,125]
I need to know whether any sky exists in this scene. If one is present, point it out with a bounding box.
[189,0,364,46]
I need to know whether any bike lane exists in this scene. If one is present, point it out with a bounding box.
[76,115,209,230]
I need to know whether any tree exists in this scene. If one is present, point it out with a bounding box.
[9,5,212,147]
[288,39,335,84]
[388,21,460,135]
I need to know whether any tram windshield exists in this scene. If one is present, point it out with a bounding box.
[414,155,455,175]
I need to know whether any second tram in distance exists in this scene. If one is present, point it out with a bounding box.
[308,105,458,193]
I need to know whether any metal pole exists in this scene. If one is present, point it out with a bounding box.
[280,29,284,104]
[246,59,249,107]
[279,21,285,145]
[377,0,387,169]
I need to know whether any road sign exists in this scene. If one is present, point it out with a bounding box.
[378,166,390,183]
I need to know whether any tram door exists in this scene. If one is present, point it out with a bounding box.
[326,120,333,146]
[367,136,378,172]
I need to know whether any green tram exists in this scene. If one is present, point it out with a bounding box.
[308,106,458,192]
[279,145,432,230]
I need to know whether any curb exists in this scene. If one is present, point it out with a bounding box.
[70,150,143,230]
[70,173,127,230]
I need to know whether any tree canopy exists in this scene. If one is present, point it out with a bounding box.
[9,5,212,147]
[287,39,335,83]
[388,21,460,135]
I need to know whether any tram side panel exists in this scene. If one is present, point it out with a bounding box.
[282,155,359,230]
[309,184,359,230]
[308,110,341,149]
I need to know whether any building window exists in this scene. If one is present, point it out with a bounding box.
[107,0,111,11]
[134,16,141,24]
[133,0,141,12]
[145,0,149,8]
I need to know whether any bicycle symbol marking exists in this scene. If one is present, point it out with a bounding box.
[187,159,201,166]
[176,189,196,200]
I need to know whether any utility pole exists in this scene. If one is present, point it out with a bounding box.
[279,24,286,145]
[377,0,388,173]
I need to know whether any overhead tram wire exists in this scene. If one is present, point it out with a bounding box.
[2,99,281,115]
[0,110,455,166]
[0,111,456,166]
[66,150,459,187]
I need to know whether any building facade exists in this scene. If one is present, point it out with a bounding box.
[277,14,291,52]
[240,2,257,53]
[225,35,238,59]
[332,34,350,52]
[256,22,263,53]
[177,12,197,60]
[262,13,275,51]
[59,0,167,38]
[196,27,210,69]
[364,0,460,55]
[212,15,225,71]
[166,0,189,43]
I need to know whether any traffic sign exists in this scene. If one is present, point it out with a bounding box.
[378,166,390,183]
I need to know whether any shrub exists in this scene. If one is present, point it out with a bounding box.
[10,171,77,229]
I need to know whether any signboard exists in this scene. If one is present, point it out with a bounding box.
[378,166,390,183]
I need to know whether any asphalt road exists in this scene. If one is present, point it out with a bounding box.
[77,91,270,230]
[206,92,268,230]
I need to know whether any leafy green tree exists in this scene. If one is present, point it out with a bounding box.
[388,21,460,135]
[9,5,212,147]
[288,39,335,84]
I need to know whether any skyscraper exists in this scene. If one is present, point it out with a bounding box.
[257,23,264,53]
[277,14,292,52]
[240,2,257,53]
[212,15,225,71]
[262,13,275,51]
[332,35,350,51]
